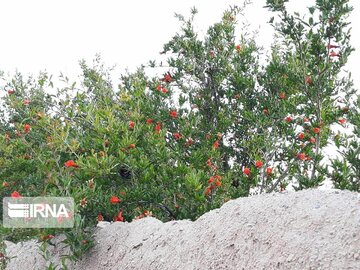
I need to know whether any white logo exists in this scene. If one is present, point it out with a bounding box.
[7,202,69,218]
[3,197,74,228]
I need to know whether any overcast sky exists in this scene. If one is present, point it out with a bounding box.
[0,0,359,89]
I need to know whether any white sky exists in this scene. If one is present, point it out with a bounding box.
[0,1,357,190]
[0,0,359,89]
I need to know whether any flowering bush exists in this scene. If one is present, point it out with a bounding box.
[329,96,360,191]
[0,0,358,265]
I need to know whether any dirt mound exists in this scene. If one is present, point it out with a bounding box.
[5,189,360,269]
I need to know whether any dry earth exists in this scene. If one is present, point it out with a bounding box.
[4,189,360,269]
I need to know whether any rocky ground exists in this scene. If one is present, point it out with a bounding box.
[4,189,360,269]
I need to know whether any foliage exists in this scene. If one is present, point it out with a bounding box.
[0,0,358,264]
[329,96,360,191]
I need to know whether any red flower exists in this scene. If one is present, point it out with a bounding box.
[213,140,219,149]
[156,85,162,91]
[310,137,316,144]
[208,177,215,184]
[298,133,305,140]
[128,144,136,149]
[23,99,30,105]
[266,167,273,176]
[169,110,177,118]
[114,210,124,222]
[215,180,221,187]
[279,92,286,100]
[185,138,194,146]
[255,160,263,168]
[64,160,78,168]
[155,122,161,133]
[146,118,153,124]
[303,117,310,123]
[163,74,172,82]
[329,51,340,57]
[263,109,269,115]
[173,132,182,140]
[339,118,346,125]
[313,127,320,134]
[204,187,212,196]
[2,181,10,188]
[305,75,312,85]
[40,234,55,241]
[129,121,135,129]
[7,89,15,94]
[297,153,306,161]
[327,44,339,49]
[235,44,241,51]
[143,210,152,217]
[47,234,55,239]
[110,196,121,204]
[243,167,250,176]
[162,88,168,93]
[285,116,292,123]
[24,124,31,133]
[11,191,21,198]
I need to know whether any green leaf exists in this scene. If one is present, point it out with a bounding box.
[309,17,314,26]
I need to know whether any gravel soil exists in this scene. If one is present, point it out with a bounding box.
[4,189,360,269]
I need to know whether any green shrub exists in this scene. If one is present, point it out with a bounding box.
[0,0,358,265]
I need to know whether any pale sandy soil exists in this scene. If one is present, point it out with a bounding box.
[5,189,360,270]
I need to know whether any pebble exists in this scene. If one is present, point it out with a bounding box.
[287,254,294,262]
[97,221,111,228]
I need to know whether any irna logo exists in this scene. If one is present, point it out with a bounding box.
[3,197,74,228]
